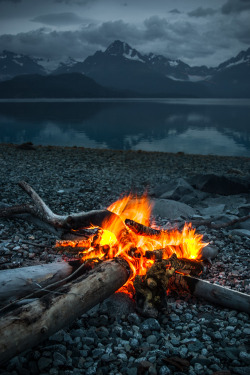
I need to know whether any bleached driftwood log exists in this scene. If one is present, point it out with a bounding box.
[0,261,74,306]
[172,273,250,314]
[0,258,130,365]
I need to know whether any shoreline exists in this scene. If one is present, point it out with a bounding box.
[1,142,250,160]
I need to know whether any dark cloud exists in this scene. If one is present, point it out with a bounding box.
[169,9,181,14]
[0,0,21,2]
[31,12,85,26]
[221,0,250,14]
[0,5,249,68]
[188,7,217,17]
[54,0,96,4]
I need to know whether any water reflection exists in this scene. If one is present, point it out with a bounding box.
[0,99,249,156]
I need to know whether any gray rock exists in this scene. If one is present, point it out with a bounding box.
[151,199,195,220]
[232,367,250,375]
[239,352,250,365]
[150,178,195,200]
[159,365,171,375]
[141,318,161,332]
[189,174,250,195]
[146,335,157,344]
[92,348,105,359]
[38,357,52,371]
[53,352,67,366]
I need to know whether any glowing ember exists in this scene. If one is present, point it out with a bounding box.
[56,194,208,294]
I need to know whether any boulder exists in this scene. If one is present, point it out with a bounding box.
[151,199,195,220]
[189,174,250,195]
[149,178,206,202]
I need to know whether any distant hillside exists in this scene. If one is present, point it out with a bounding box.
[0,73,126,98]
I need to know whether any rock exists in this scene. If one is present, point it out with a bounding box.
[151,199,195,220]
[201,245,218,260]
[146,335,158,344]
[189,174,250,195]
[239,352,250,365]
[232,367,250,375]
[141,318,161,332]
[150,178,196,201]
[159,365,171,375]
[38,357,52,371]
[53,352,67,366]
[100,292,135,319]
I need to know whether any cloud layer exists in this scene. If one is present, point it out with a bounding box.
[0,0,249,67]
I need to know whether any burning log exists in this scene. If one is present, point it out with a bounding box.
[144,252,205,276]
[125,218,161,236]
[0,258,130,365]
[0,261,74,306]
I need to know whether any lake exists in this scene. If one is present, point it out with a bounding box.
[0,98,250,156]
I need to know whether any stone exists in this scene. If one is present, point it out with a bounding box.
[159,365,171,375]
[147,335,158,344]
[189,173,250,195]
[239,352,250,365]
[141,318,161,332]
[151,199,195,220]
[38,357,52,371]
[150,178,195,200]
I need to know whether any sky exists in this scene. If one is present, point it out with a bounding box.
[0,0,250,67]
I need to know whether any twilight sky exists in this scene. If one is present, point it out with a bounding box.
[0,0,250,67]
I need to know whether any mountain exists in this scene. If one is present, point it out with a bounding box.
[0,50,46,81]
[208,47,250,97]
[0,73,125,98]
[53,40,214,83]
[0,42,249,97]
[52,41,210,96]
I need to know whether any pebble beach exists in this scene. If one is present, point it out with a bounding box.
[0,143,250,375]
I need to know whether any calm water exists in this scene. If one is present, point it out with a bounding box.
[0,98,250,156]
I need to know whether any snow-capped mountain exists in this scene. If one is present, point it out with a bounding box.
[0,50,46,81]
[217,47,250,70]
[0,41,249,97]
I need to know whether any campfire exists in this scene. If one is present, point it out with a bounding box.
[55,193,208,314]
[0,182,249,365]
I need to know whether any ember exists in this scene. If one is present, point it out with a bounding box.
[56,194,208,297]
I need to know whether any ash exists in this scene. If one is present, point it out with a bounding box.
[0,144,249,375]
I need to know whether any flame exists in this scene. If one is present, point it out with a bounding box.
[56,194,207,295]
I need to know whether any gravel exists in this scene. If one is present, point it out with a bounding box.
[0,144,249,374]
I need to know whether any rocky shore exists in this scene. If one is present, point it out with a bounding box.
[0,143,250,375]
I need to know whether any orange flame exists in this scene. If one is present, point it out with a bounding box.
[56,194,207,295]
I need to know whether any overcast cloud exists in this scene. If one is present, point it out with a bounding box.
[0,0,249,66]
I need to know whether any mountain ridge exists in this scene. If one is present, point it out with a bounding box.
[0,40,249,98]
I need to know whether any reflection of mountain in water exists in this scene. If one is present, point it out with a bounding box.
[0,100,249,156]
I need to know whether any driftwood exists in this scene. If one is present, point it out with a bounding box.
[0,258,130,365]
[0,261,75,306]
[0,181,125,238]
[170,273,250,314]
